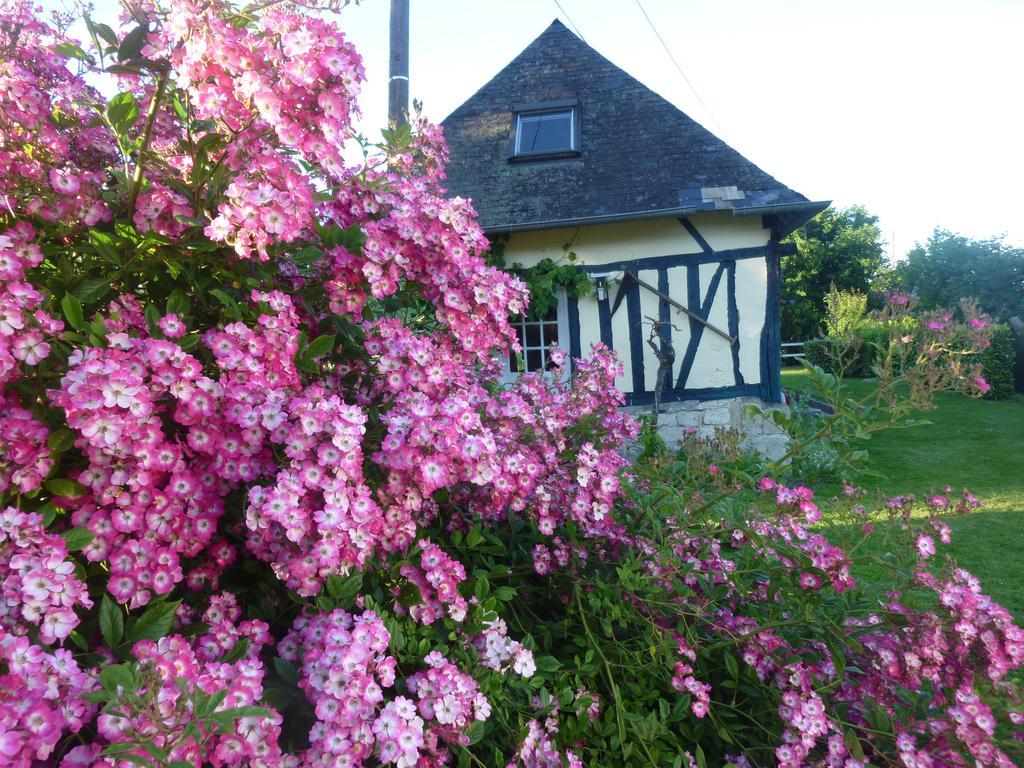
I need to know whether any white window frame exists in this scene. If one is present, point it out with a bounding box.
[502,289,572,385]
[514,108,576,156]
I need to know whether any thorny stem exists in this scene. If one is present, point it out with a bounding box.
[126,69,169,218]
[574,587,638,764]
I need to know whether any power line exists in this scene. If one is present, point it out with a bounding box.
[552,0,586,43]
[632,0,725,138]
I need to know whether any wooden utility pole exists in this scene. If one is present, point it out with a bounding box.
[388,0,409,127]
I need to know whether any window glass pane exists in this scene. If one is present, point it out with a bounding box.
[543,323,559,345]
[525,323,541,347]
[517,110,573,154]
[526,348,543,372]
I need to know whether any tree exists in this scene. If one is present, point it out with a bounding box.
[782,205,889,340]
[898,229,1024,319]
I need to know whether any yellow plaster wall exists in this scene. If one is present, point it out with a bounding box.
[502,213,771,394]
[501,213,769,268]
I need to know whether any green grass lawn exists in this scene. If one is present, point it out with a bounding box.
[781,368,1024,617]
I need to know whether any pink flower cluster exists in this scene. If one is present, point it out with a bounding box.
[754,480,854,592]
[280,608,407,766]
[0,390,52,495]
[773,667,830,768]
[468,348,636,540]
[531,537,571,576]
[94,593,286,767]
[0,8,111,227]
[398,540,468,624]
[0,629,96,767]
[507,716,583,768]
[768,480,821,524]
[407,651,490,750]
[133,182,194,239]
[471,617,536,677]
[156,0,364,258]
[52,316,227,607]
[244,383,382,593]
[669,637,711,718]
[0,506,92,644]
[0,223,62,385]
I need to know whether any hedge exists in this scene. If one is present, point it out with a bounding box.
[805,322,1018,400]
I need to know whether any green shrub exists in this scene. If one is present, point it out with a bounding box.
[970,323,1017,399]
[803,323,888,378]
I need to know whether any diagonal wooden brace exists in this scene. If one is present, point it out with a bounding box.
[612,271,736,346]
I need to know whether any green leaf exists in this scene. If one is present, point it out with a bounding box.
[211,706,272,729]
[99,663,136,692]
[844,730,866,760]
[106,92,139,136]
[195,132,225,153]
[60,527,94,551]
[99,594,124,647]
[114,755,154,768]
[86,17,119,47]
[47,428,76,453]
[61,293,86,331]
[695,744,707,768]
[210,288,240,313]
[724,651,740,680]
[466,527,483,548]
[128,600,180,642]
[39,502,59,528]
[46,478,86,498]
[177,333,200,351]
[292,246,323,268]
[170,94,188,122]
[325,572,363,607]
[194,688,228,718]
[68,629,89,652]
[142,743,169,762]
[55,42,94,63]
[535,656,562,672]
[89,229,121,265]
[466,720,487,745]
[473,575,489,601]
[494,586,517,601]
[305,334,336,359]
[273,656,299,685]
[75,276,112,303]
[166,289,191,317]
[117,25,148,62]
[144,303,161,335]
[221,637,249,663]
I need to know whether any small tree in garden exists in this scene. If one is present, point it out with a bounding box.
[0,2,1021,767]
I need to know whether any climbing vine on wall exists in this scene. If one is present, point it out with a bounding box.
[487,234,591,319]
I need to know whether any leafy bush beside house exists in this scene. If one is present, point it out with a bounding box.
[969,323,1018,400]
[802,286,1019,398]
[781,206,890,341]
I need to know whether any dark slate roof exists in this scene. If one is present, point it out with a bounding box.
[441,20,827,236]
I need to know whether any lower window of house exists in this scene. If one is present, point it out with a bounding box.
[509,305,560,373]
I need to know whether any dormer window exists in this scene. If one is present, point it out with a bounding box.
[510,100,579,161]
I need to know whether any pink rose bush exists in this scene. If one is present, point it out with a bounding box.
[0,0,1020,765]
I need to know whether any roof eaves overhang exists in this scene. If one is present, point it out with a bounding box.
[484,200,832,238]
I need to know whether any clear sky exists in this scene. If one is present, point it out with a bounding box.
[333,0,1024,259]
[47,0,1024,257]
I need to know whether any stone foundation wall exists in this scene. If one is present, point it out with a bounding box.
[623,396,790,460]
